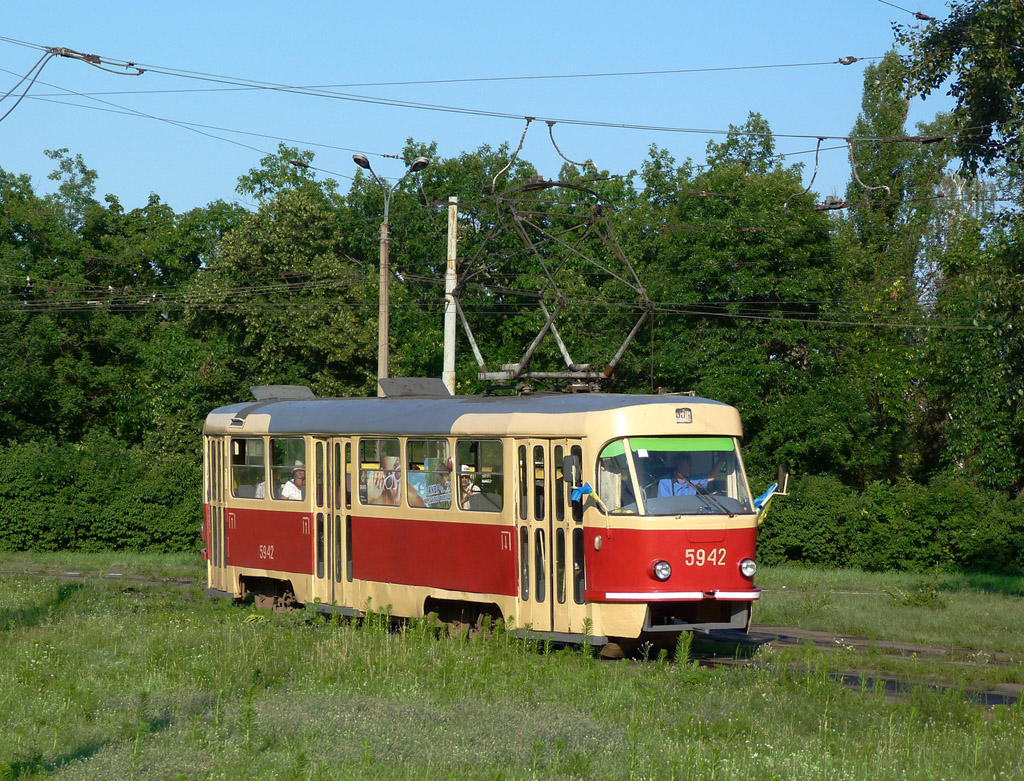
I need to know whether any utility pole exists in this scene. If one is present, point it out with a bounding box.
[442,196,458,395]
[352,154,430,397]
[377,217,390,396]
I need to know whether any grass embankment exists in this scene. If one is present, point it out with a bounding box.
[1,555,1022,779]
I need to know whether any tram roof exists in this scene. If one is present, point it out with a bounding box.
[204,393,741,439]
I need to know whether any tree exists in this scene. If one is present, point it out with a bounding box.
[189,147,376,396]
[896,2,1024,494]
[620,116,866,482]
[342,140,546,389]
[921,205,1024,496]
[43,148,99,230]
[235,144,338,204]
[896,0,1024,175]
[833,53,958,483]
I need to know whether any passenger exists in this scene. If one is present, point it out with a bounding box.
[281,461,306,501]
[657,454,723,497]
[460,464,481,506]
[254,481,267,499]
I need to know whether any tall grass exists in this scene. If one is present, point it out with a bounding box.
[756,565,1024,652]
[0,557,1022,779]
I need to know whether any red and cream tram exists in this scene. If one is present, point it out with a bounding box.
[203,382,780,650]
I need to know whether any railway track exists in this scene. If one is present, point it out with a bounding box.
[694,626,1022,707]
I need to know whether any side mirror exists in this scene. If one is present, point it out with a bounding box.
[776,463,790,496]
[562,454,582,487]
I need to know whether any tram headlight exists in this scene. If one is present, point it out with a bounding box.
[652,560,672,582]
[740,558,757,578]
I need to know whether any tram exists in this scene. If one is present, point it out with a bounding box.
[202,380,785,651]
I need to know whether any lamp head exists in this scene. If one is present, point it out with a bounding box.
[409,157,429,173]
[352,153,372,171]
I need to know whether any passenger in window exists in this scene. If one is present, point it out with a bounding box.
[254,481,267,499]
[657,454,723,497]
[281,461,306,501]
[460,465,481,505]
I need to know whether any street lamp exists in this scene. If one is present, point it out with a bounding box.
[353,154,430,396]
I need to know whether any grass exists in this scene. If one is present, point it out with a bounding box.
[0,555,1022,779]
[756,565,1024,652]
[0,551,201,582]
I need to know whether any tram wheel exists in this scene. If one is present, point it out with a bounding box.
[423,597,502,640]
[599,642,625,659]
[253,593,275,610]
[244,577,299,613]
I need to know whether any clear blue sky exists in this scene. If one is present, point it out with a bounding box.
[1,1,951,213]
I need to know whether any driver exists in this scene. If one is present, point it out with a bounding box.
[657,453,723,497]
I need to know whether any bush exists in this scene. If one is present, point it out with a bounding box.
[0,432,202,552]
[757,474,856,566]
[762,473,1024,574]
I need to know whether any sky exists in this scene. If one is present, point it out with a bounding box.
[0,1,953,214]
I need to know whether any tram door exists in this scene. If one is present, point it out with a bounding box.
[206,436,227,592]
[515,439,586,635]
[311,439,336,606]
[329,440,354,605]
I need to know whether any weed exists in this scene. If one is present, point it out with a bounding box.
[885,579,949,609]
[803,587,833,612]
[674,631,693,663]
[239,685,257,752]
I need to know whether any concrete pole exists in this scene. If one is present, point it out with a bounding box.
[377,217,390,397]
[442,196,458,395]
[353,154,428,397]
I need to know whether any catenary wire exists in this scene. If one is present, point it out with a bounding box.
[0,36,947,144]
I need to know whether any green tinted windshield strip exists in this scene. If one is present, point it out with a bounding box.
[630,436,733,452]
[600,436,734,460]
[599,440,626,459]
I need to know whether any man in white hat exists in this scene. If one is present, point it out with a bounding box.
[459,464,481,506]
[281,461,306,501]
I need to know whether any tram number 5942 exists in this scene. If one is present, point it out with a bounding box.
[259,545,275,560]
[685,547,726,567]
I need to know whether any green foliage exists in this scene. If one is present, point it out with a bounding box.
[763,474,1024,574]
[757,475,858,566]
[190,193,377,395]
[43,147,98,230]
[0,433,201,553]
[884,578,949,609]
[235,143,339,203]
[922,215,1024,495]
[896,0,1024,174]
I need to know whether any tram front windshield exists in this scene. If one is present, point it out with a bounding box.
[597,436,752,516]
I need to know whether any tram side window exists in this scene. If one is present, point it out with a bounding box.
[406,439,452,509]
[270,438,307,501]
[457,439,503,512]
[554,445,565,522]
[360,438,401,506]
[571,445,584,523]
[231,438,265,499]
[596,440,637,514]
[533,445,545,520]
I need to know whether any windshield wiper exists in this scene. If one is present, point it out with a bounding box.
[683,478,734,517]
